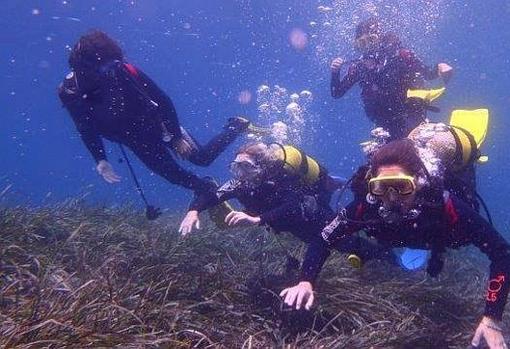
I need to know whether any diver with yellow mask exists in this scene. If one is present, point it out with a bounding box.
[330,17,453,140]
[282,109,510,347]
[179,142,394,307]
[328,140,509,349]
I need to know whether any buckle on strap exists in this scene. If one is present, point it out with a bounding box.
[321,208,348,243]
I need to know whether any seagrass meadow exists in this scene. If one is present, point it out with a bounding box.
[0,201,506,348]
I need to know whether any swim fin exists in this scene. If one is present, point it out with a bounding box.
[247,123,273,136]
[399,248,429,271]
[227,116,272,136]
[450,109,489,164]
[407,87,446,103]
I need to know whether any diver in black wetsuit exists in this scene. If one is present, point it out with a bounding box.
[179,142,393,306]
[330,18,454,140]
[284,140,509,348]
[58,30,252,194]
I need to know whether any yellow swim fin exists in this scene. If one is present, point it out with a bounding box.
[407,87,446,103]
[450,109,489,148]
[208,201,234,230]
[450,109,490,165]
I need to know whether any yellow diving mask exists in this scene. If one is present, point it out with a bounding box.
[368,174,416,197]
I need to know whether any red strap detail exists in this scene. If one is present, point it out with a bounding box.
[355,203,365,220]
[124,63,139,77]
[444,197,459,225]
[398,49,413,61]
[487,274,506,302]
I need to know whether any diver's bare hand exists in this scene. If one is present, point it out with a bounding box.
[96,160,121,184]
[172,137,193,159]
[225,211,261,226]
[471,316,507,349]
[437,62,453,83]
[179,210,200,236]
[330,58,345,73]
[279,281,314,310]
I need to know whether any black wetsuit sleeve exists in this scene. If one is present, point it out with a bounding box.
[330,62,361,98]
[401,49,439,81]
[125,67,183,139]
[58,85,106,163]
[258,187,304,225]
[300,238,331,284]
[453,197,510,321]
[76,124,107,163]
[189,179,238,212]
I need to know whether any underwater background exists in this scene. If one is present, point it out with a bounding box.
[1,0,509,229]
[2,1,510,348]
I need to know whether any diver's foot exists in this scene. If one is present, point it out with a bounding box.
[226,116,272,135]
[225,116,251,133]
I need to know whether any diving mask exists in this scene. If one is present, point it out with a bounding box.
[354,33,381,53]
[368,175,416,197]
[229,159,262,180]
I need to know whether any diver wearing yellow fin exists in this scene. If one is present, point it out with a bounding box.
[316,138,509,349]
[330,17,453,140]
[349,106,491,272]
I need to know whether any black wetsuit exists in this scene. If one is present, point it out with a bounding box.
[58,60,241,193]
[321,192,510,320]
[190,173,392,283]
[331,45,440,139]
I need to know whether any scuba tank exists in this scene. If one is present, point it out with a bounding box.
[271,144,322,185]
[407,109,489,174]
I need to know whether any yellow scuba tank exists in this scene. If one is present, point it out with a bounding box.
[273,144,321,185]
[407,109,490,171]
[209,144,322,230]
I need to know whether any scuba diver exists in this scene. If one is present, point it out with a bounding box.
[179,142,393,299]
[282,124,508,348]
[330,17,454,140]
[58,30,257,200]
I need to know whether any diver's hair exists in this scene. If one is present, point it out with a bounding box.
[236,142,277,166]
[355,17,381,38]
[69,30,123,71]
[370,139,423,176]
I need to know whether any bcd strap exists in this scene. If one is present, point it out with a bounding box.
[449,125,479,169]
[296,148,310,179]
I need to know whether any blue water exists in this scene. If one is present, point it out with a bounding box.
[1,1,509,229]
